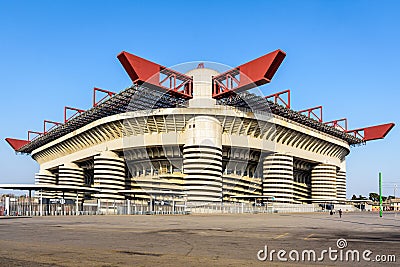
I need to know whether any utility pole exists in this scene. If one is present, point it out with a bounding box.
[379,172,383,218]
[395,184,398,218]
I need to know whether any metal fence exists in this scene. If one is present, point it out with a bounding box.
[186,203,317,214]
[1,196,356,216]
[0,196,189,216]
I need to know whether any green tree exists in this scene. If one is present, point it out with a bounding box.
[369,192,380,202]
[351,194,367,200]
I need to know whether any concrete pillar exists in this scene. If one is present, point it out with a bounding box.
[93,151,126,201]
[35,169,56,198]
[336,170,346,201]
[311,164,337,202]
[263,153,294,203]
[186,67,218,108]
[127,199,131,215]
[183,116,223,203]
[5,197,10,216]
[75,192,79,216]
[58,163,85,200]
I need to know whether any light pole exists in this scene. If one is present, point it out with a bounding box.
[379,172,383,218]
[394,184,398,218]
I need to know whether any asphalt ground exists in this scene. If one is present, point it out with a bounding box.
[0,212,399,266]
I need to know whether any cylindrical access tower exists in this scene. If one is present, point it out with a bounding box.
[311,164,337,202]
[93,151,126,201]
[58,163,85,199]
[35,169,56,198]
[183,116,223,203]
[263,153,294,203]
[336,170,346,201]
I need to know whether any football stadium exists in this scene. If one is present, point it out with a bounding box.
[2,49,394,215]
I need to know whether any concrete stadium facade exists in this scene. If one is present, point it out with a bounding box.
[32,70,350,205]
[5,50,394,210]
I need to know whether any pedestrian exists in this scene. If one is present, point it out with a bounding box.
[338,209,342,218]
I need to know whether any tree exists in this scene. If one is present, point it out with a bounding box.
[351,194,368,200]
[368,192,390,202]
[369,192,380,202]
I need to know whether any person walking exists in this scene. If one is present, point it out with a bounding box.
[338,209,342,218]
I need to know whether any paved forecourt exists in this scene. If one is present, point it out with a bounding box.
[0,212,399,266]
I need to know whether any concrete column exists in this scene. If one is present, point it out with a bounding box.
[5,197,10,216]
[93,151,126,201]
[127,199,131,215]
[35,169,56,198]
[75,192,79,216]
[58,163,85,199]
[311,164,337,202]
[336,170,346,201]
[183,116,223,203]
[263,153,294,203]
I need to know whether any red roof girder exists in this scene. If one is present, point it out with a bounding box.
[212,50,286,99]
[346,123,395,141]
[117,51,193,99]
[265,89,291,109]
[5,138,30,151]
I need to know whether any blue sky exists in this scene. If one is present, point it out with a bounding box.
[0,0,399,197]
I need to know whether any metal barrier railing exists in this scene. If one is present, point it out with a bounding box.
[1,196,323,216]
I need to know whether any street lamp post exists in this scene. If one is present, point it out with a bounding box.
[394,184,397,218]
[379,172,383,218]
[39,190,43,216]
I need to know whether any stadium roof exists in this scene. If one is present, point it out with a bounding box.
[10,84,365,155]
[217,92,364,145]
[12,85,186,154]
[7,50,393,154]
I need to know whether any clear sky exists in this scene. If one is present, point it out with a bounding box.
[0,0,399,197]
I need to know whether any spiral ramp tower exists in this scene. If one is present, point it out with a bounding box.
[183,116,223,203]
[58,163,85,199]
[93,151,126,201]
[311,164,338,202]
[336,170,347,201]
[263,153,294,203]
[34,169,57,198]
